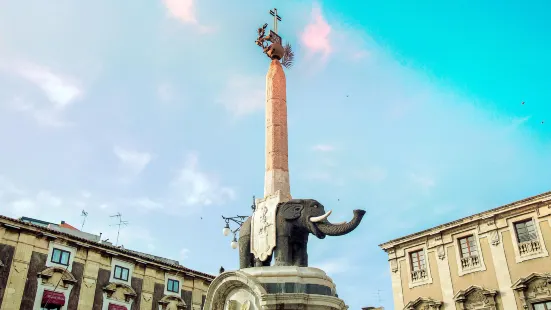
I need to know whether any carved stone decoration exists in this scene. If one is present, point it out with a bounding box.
[390,259,398,273]
[512,273,551,309]
[489,230,500,246]
[437,245,446,260]
[103,282,137,303]
[454,286,497,310]
[38,266,78,289]
[159,294,187,310]
[250,194,280,262]
[403,297,442,310]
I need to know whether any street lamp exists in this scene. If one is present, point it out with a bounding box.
[222,196,256,249]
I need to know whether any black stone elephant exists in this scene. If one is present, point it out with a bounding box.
[238,199,366,268]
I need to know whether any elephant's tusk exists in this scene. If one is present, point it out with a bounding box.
[310,210,332,223]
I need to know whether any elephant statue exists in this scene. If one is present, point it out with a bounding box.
[238,199,366,268]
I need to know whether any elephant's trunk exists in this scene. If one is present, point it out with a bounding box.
[315,209,366,236]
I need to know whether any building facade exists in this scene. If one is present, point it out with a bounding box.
[379,191,551,310]
[0,215,214,310]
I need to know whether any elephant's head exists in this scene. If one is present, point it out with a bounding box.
[280,199,366,239]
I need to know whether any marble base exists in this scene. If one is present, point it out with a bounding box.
[203,267,348,310]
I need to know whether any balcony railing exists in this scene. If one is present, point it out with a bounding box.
[519,239,541,256]
[411,269,427,282]
[460,255,480,270]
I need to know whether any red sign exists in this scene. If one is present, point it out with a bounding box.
[42,290,65,306]
[108,304,128,310]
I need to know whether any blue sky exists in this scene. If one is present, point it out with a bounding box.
[0,0,550,309]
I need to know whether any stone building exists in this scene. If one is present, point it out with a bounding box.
[0,214,214,310]
[379,191,551,310]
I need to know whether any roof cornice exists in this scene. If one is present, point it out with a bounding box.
[0,214,215,281]
[379,190,551,250]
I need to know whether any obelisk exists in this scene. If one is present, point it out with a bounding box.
[264,59,291,201]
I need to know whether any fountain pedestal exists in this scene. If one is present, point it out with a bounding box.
[203,266,348,310]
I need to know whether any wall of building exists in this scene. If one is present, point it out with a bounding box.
[384,200,551,310]
[0,223,212,310]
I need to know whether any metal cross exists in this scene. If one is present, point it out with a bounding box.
[269,8,282,34]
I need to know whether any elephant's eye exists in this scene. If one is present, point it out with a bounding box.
[294,207,301,211]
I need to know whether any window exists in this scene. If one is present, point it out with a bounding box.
[410,250,426,271]
[514,219,538,243]
[533,301,551,310]
[167,279,180,293]
[51,248,71,266]
[114,265,129,281]
[459,235,478,258]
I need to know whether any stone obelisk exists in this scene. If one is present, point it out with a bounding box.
[264,59,291,201]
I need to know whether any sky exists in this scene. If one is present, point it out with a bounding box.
[0,0,550,309]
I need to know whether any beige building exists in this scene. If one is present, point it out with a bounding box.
[379,191,551,310]
[0,215,214,310]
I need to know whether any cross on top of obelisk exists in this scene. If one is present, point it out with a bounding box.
[269,8,282,34]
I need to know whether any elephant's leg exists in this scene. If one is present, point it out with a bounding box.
[294,241,308,267]
[274,235,291,266]
[238,235,253,269]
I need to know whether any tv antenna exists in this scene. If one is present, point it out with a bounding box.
[81,210,88,230]
[110,213,128,246]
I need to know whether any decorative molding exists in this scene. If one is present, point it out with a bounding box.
[379,194,551,250]
[512,272,551,309]
[404,297,442,310]
[454,286,497,310]
[38,266,78,288]
[489,230,500,246]
[158,294,186,310]
[390,259,398,273]
[437,245,445,260]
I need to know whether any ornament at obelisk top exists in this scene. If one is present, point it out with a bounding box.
[255,8,295,68]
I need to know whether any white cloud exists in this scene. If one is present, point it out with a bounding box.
[180,248,190,260]
[16,64,82,110]
[410,173,436,192]
[312,144,335,152]
[300,3,332,62]
[170,152,235,208]
[113,146,152,176]
[311,257,350,275]
[218,75,264,116]
[162,0,213,33]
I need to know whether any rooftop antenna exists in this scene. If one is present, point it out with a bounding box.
[109,212,128,246]
[81,210,88,230]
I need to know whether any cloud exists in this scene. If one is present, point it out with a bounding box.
[300,3,332,62]
[410,173,436,193]
[312,144,335,152]
[218,75,264,116]
[170,152,235,209]
[511,115,531,128]
[113,146,152,176]
[163,0,212,33]
[180,248,190,260]
[16,63,82,110]
[311,257,351,275]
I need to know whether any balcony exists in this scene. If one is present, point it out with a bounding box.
[411,269,427,282]
[519,239,542,256]
[460,255,480,270]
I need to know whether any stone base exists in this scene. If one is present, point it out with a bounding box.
[203,267,348,310]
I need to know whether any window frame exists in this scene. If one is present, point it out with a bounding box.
[532,301,551,310]
[514,219,538,243]
[46,242,76,272]
[167,278,180,293]
[452,230,486,276]
[51,248,71,266]
[109,258,134,285]
[507,213,549,263]
[458,235,478,258]
[113,265,130,281]
[404,245,433,288]
[164,273,185,296]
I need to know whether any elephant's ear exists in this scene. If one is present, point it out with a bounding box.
[280,203,304,220]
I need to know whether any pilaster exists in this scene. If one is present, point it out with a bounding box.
[434,246,456,310]
[140,266,156,310]
[389,259,404,310]
[77,250,101,310]
[487,230,517,310]
[1,232,35,310]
